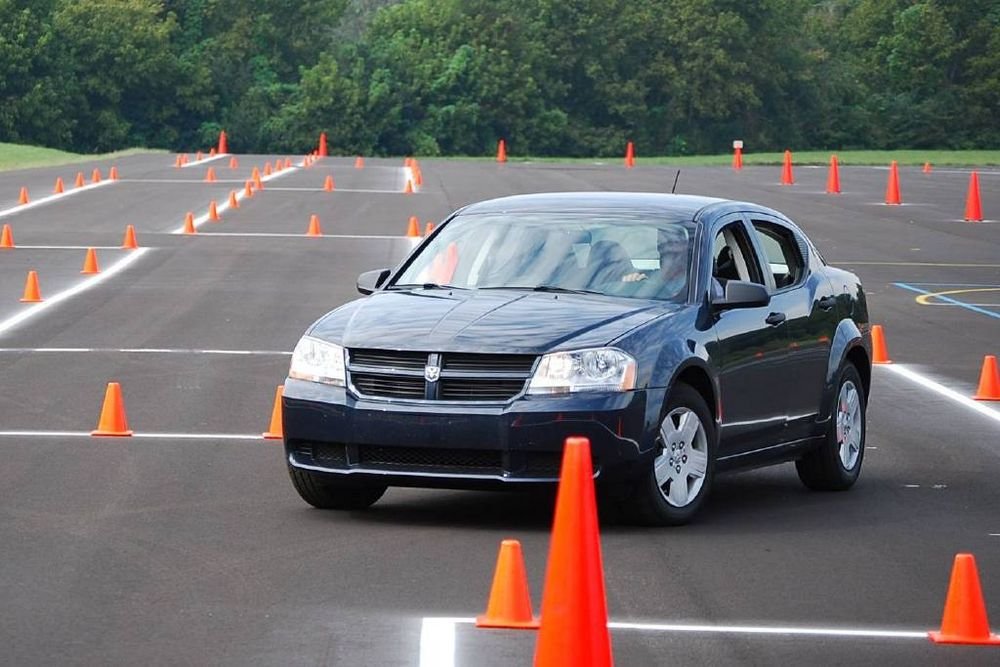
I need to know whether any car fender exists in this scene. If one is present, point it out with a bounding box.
[820,318,869,420]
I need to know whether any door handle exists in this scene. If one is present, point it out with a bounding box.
[818,295,837,311]
[765,312,787,326]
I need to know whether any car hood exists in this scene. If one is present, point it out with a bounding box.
[309,289,677,354]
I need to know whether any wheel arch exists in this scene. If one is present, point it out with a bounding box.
[668,361,717,425]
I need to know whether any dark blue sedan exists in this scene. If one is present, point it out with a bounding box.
[281,193,871,524]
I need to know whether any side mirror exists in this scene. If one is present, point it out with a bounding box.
[712,280,770,310]
[357,268,391,295]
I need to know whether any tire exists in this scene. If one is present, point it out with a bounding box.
[796,363,866,491]
[287,465,387,510]
[622,383,716,526]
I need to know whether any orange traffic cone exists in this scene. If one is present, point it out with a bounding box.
[826,155,841,194]
[18,187,29,205]
[81,247,100,274]
[91,168,102,184]
[355,156,364,169]
[871,324,891,364]
[252,167,263,190]
[91,382,133,437]
[218,130,228,154]
[497,139,507,163]
[972,355,1000,401]
[781,150,794,185]
[964,171,983,222]
[175,154,184,168]
[404,179,414,194]
[534,437,613,666]
[183,212,196,235]
[19,270,42,302]
[923,162,932,174]
[263,385,284,439]
[424,221,435,236]
[732,146,743,170]
[323,175,335,192]
[284,157,292,169]
[306,214,323,237]
[624,141,635,168]
[75,172,85,188]
[929,553,1000,645]
[406,216,420,237]
[121,225,139,250]
[196,150,203,161]
[318,132,328,157]
[54,177,65,194]
[208,200,220,222]
[209,147,216,157]
[109,166,119,181]
[264,161,272,176]
[0,224,13,249]
[228,190,239,209]
[244,180,254,198]
[205,167,217,183]
[229,156,239,169]
[885,161,901,205]
[476,539,540,629]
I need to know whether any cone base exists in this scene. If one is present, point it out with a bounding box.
[475,615,540,630]
[972,394,1000,401]
[929,631,1000,645]
[873,360,892,365]
[262,432,282,440]
[91,429,133,437]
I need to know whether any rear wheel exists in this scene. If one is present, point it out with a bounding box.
[796,363,866,491]
[287,466,387,510]
[623,383,716,526]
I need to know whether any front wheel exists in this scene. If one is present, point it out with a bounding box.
[288,466,387,510]
[622,383,716,526]
[796,363,866,491]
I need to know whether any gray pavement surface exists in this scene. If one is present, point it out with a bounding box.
[1,153,999,665]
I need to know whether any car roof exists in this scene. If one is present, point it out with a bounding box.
[457,192,765,221]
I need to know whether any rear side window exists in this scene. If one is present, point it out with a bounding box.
[750,221,805,290]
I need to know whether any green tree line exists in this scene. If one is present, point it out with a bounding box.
[1,0,997,156]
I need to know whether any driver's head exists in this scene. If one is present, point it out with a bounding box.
[657,226,689,274]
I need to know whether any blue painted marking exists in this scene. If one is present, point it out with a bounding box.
[893,282,1000,320]
[905,283,1000,288]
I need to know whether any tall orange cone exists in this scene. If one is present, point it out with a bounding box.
[121,225,139,249]
[534,437,613,666]
[228,190,239,209]
[406,216,420,237]
[923,162,932,174]
[229,156,239,169]
[18,187,29,205]
[964,171,983,222]
[208,200,220,222]
[323,175,335,192]
[624,141,635,168]
[826,155,841,194]
[424,221,435,236]
[244,180,254,198]
[109,166,119,181]
[929,553,1000,645]
[183,212,196,235]
[972,355,1000,401]
[0,224,13,249]
[318,132,328,157]
[885,160,901,205]
[91,168,102,183]
[205,167,217,183]
[81,247,100,274]
[263,385,284,439]
[75,172,85,188]
[218,130,228,154]
[497,139,507,163]
[781,150,794,185]
[476,539,540,629]
[19,270,42,302]
[91,382,133,437]
[732,146,743,170]
[264,161,272,176]
[306,214,323,237]
[355,156,364,169]
[252,167,263,190]
[871,324,891,364]
[54,177,65,194]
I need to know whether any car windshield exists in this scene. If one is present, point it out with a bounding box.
[391,211,696,301]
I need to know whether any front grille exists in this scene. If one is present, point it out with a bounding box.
[359,445,502,471]
[347,349,537,402]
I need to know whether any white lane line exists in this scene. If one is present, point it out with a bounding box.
[0,430,264,440]
[0,347,290,355]
[187,232,413,239]
[0,248,150,339]
[0,180,115,219]
[8,245,129,250]
[179,153,229,168]
[261,187,421,194]
[880,364,1000,426]
[419,618,457,667]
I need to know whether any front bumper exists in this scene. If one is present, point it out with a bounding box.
[282,378,660,488]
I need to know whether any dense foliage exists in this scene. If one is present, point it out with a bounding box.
[0,0,996,155]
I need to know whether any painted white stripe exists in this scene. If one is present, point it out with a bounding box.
[0,180,115,219]
[0,347,290,355]
[188,232,413,240]
[881,364,1000,426]
[0,248,150,338]
[0,430,263,440]
[419,618,456,667]
[9,245,129,250]
[605,621,927,639]
[179,153,229,168]
[262,187,421,194]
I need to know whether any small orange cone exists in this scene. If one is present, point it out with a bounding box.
[732,146,743,170]
[871,324,891,364]
[476,540,540,629]
[826,155,841,194]
[91,168,102,184]
[19,270,42,302]
[406,216,420,237]
[923,161,932,174]
[196,150,203,161]
[355,156,364,169]
[964,172,983,222]
[229,156,239,169]
[929,553,1000,645]
[424,221,435,236]
[414,165,423,186]
[175,154,184,168]
[264,161,272,176]
[228,190,239,209]
[218,130,228,154]
[18,187,29,205]
[91,382,133,437]
[284,157,292,169]
[205,167,216,183]
[323,175,335,192]
[0,224,13,249]
[972,355,1000,401]
[781,150,794,185]
[109,166,119,181]
[885,161,902,205]
[306,214,323,237]
[209,147,216,157]
[183,212,196,235]
[497,139,507,163]
[244,180,254,198]
[54,177,65,194]
[252,167,263,190]
[75,172,85,188]
[318,132,328,157]
[533,437,613,666]
[121,225,138,249]
[263,385,284,439]
[404,179,414,194]
[624,141,635,168]
[208,200,220,222]
[81,247,100,274]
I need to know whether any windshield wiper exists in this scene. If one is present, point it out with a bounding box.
[479,285,606,296]
[387,283,466,291]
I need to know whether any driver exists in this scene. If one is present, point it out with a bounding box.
[621,227,689,299]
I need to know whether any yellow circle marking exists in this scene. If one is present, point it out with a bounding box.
[915,287,1000,307]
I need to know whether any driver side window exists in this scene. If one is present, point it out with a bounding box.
[712,222,764,291]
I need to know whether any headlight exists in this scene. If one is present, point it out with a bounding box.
[526,347,637,394]
[288,336,346,386]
